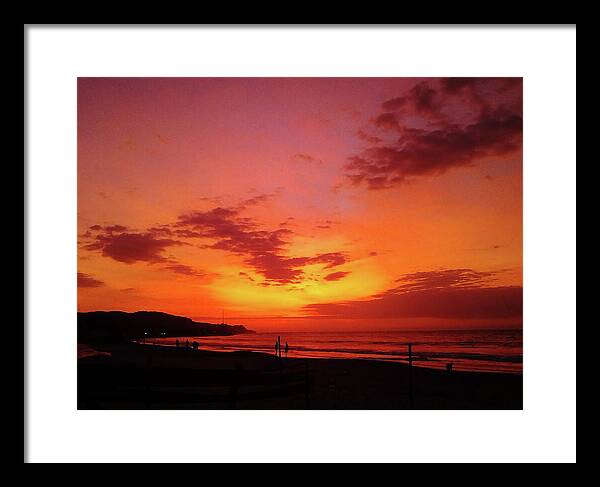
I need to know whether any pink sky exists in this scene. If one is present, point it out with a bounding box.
[78,77,522,331]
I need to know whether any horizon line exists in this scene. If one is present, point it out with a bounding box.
[77,309,523,332]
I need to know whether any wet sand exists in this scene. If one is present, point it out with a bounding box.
[78,343,522,410]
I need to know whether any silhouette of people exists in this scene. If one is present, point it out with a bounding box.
[285,342,289,358]
[192,341,199,350]
[275,340,279,356]
[175,339,180,348]
[185,339,190,349]
[278,336,282,358]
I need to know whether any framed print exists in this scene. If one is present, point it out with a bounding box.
[25,25,576,463]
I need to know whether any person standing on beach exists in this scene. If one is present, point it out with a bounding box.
[285,342,289,358]
[275,340,279,356]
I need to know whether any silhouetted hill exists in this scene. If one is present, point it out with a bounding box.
[78,311,254,345]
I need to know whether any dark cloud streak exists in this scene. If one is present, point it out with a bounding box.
[77,272,104,288]
[304,268,522,320]
[83,232,185,264]
[324,271,350,282]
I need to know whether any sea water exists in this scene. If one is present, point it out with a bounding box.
[152,329,522,374]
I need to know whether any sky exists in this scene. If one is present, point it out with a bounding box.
[77,77,522,331]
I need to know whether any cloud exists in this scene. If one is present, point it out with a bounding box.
[374,113,401,131]
[88,224,128,233]
[176,206,348,285]
[237,190,282,210]
[81,195,350,286]
[293,153,323,165]
[239,271,255,282]
[162,264,205,277]
[104,224,128,233]
[310,252,347,269]
[347,78,522,189]
[239,194,272,208]
[77,272,104,288]
[83,230,185,264]
[245,254,310,283]
[146,225,174,236]
[389,268,496,293]
[82,226,209,280]
[357,129,382,144]
[304,268,522,320]
[244,251,348,285]
[178,207,291,257]
[279,216,297,228]
[197,195,225,206]
[381,81,446,121]
[305,286,522,320]
[315,219,340,230]
[323,271,350,282]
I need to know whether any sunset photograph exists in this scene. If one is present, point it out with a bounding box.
[77,76,523,410]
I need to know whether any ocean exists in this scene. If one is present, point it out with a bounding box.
[152,329,523,374]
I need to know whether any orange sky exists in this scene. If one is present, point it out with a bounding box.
[78,78,522,331]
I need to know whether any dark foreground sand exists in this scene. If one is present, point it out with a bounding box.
[78,343,522,410]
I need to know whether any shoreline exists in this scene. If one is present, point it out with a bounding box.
[130,341,522,375]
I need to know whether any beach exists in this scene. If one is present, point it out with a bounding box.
[78,343,523,410]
